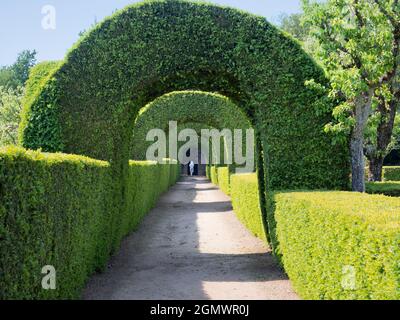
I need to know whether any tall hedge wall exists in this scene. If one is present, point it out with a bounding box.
[18,61,62,149]
[0,147,179,299]
[19,0,349,196]
[273,191,400,300]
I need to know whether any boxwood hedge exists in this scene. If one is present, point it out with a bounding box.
[0,147,179,299]
[383,166,400,181]
[216,167,231,195]
[18,61,62,150]
[273,191,400,300]
[221,172,400,299]
[366,181,400,197]
[230,173,267,242]
[19,0,349,199]
[210,166,219,185]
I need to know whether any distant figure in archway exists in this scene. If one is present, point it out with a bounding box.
[189,161,195,177]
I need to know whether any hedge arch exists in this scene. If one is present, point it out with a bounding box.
[175,121,231,170]
[131,90,252,161]
[20,0,349,192]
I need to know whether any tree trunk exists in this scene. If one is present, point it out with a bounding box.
[367,99,397,181]
[351,91,374,192]
[368,156,384,182]
[351,128,366,192]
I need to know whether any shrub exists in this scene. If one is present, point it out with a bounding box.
[122,161,176,237]
[230,174,267,242]
[18,61,61,148]
[168,159,181,186]
[366,181,400,197]
[217,167,231,195]
[0,146,179,299]
[273,191,400,300]
[383,166,400,181]
[206,165,211,180]
[210,166,218,185]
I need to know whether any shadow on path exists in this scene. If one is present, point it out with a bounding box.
[83,177,298,300]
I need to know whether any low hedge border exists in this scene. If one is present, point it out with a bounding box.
[210,166,218,185]
[366,181,400,197]
[0,146,179,299]
[230,174,267,242]
[209,169,267,242]
[217,167,231,196]
[273,191,400,300]
[383,166,400,181]
[208,171,400,299]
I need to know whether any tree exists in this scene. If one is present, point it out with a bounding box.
[11,50,37,87]
[0,50,37,89]
[279,13,309,41]
[365,93,400,181]
[0,67,14,87]
[302,0,400,192]
[0,86,24,146]
[279,12,318,57]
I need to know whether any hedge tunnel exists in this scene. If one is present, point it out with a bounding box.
[176,121,230,166]
[19,0,349,195]
[131,90,252,164]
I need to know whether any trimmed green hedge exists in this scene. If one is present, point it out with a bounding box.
[18,61,62,149]
[230,174,267,242]
[210,166,218,185]
[206,165,211,180]
[273,191,400,300]
[217,167,231,195]
[168,159,180,186]
[20,0,349,195]
[227,173,400,299]
[366,181,400,197]
[383,166,400,181]
[122,160,179,238]
[0,147,179,299]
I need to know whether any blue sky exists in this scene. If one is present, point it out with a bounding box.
[0,0,302,66]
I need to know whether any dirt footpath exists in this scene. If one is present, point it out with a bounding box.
[83,177,298,300]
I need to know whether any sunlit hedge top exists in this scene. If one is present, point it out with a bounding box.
[19,0,348,190]
[18,61,61,147]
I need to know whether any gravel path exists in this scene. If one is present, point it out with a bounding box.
[83,176,298,300]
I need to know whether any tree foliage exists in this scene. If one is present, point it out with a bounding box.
[0,86,24,146]
[279,13,309,41]
[302,0,400,190]
[0,50,37,89]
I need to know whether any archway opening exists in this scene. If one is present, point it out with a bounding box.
[131,91,254,179]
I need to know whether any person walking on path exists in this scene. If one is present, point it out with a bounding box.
[189,161,195,176]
